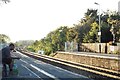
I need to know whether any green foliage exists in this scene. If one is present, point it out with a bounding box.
[27,26,69,55]
[0,34,10,43]
[27,46,35,52]
[27,9,120,55]
[67,27,78,42]
[83,22,99,43]
[74,9,98,43]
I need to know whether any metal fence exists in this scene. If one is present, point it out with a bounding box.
[65,41,78,52]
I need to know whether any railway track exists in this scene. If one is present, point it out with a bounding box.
[18,49,120,80]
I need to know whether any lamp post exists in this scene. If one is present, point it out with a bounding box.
[94,2,101,53]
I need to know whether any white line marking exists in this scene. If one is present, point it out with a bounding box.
[21,64,41,78]
[34,59,88,79]
[18,51,88,79]
[20,59,29,64]
[30,64,59,80]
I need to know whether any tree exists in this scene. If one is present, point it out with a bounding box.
[66,27,78,42]
[0,34,10,43]
[75,9,97,43]
[27,26,69,55]
[83,22,99,43]
[107,11,120,42]
[27,9,120,55]
[81,10,120,43]
[0,0,10,4]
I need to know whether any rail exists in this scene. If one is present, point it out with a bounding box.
[18,49,120,80]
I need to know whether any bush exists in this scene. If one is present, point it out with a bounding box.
[27,47,35,52]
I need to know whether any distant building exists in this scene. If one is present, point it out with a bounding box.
[118,1,120,14]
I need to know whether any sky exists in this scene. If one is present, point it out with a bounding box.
[0,0,120,42]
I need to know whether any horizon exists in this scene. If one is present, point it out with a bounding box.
[0,0,120,42]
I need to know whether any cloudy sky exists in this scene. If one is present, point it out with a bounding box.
[0,0,119,42]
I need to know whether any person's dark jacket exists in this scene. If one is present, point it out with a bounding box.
[2,46,11,59]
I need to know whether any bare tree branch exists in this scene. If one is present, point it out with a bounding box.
[1,0,10,4]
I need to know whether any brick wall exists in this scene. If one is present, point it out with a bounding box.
[79,43,120,54]
[54,52,120,71]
